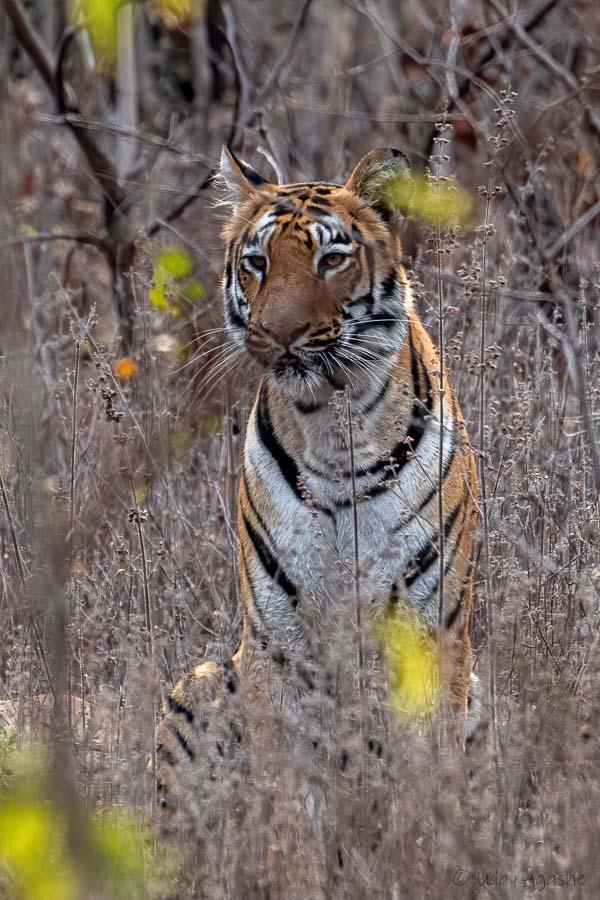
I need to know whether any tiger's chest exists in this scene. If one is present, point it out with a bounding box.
[278,487,428,605]
[244,407,442,619]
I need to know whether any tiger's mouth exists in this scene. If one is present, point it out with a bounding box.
[244,338,337,387]
[240,329,366,399]
[246,344,314,377]
[272,352,313,379]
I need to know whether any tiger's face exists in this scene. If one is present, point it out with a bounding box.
[219,147,413,403]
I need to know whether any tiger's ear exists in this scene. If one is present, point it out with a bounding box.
[345,148,412,220]
[217,146,270,204]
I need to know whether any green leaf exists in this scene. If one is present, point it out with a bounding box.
[200,414,222,436]
[0,744,174,899]
[74,0,119,68]
[155,248,193,280]
[375,604,440,721]
[0,799,77,900]
[182,280,206,304]
[169,430,192,456]
[377,172,472,227]
[149,286,169,311]
[150,247,197,314]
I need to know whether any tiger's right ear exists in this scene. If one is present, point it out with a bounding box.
[217,146,270,204]
[345,148,412,220]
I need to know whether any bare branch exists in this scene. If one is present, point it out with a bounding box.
[38,113,213,164]
[145,171,215,238]
[2,0,56,91]
[221,2,250,150]
[253,0,314,107]
[2,0,126,211]
[422,0,568,157]
[488,0,600,139]
[0,233,109,253]
[544,200,600,263]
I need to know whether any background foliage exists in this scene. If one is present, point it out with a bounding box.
[0,0,599,896]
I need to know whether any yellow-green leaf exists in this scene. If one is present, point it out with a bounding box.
[72,0,119,68]
[200,414,222,436]
[169,430,192,457]
[153,0,202,25]
[0,744,173,899]
[377,172,472,228]
[182,280,206,304]
[149,286,169,311]
[150,247,197,315]
[155,248,193,280]
[376,605,440,720]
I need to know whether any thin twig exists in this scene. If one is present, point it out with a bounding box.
[345,386,367,842]
[432,126,448,632]
[488,0,600,139]
[0,471,27,588]
[544,200,600,263]
[0,233,108,253]
[479,164,495,720]
[345,388,364,692]
[37,112,212,163]
[126,467,155,671]
[555,279,600,499]
[253,0,314,107]
[222,3,250,142]
[69,340,81,564]
[0,471,55,697]
[423,0,567,157]
[145,172,214,238]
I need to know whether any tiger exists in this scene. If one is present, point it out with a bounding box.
[154,146,480,836]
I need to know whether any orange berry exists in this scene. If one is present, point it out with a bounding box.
[113,357,137,380]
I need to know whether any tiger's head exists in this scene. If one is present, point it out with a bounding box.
[218,146,414,403]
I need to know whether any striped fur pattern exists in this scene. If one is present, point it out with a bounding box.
[155,147,480,834]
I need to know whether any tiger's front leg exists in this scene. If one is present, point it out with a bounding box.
[154,449,333,841]
[236,451,338,674]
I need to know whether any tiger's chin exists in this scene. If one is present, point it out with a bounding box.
[242,347,330,405]
[267,353,333,404]
[244,341,349,404]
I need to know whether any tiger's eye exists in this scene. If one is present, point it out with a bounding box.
[321,252,345,268]
[245,255,267,272]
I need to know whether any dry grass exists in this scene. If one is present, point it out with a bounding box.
[1,0,599,896]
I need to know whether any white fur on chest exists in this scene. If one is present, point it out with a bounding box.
[244,399,451,621]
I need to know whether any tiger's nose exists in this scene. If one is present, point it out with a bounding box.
[261,320,310,349]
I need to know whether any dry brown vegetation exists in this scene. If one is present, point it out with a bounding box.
[1,0,599,897]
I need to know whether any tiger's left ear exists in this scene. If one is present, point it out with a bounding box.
[345,148,412,219]
[217,145,270,205]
